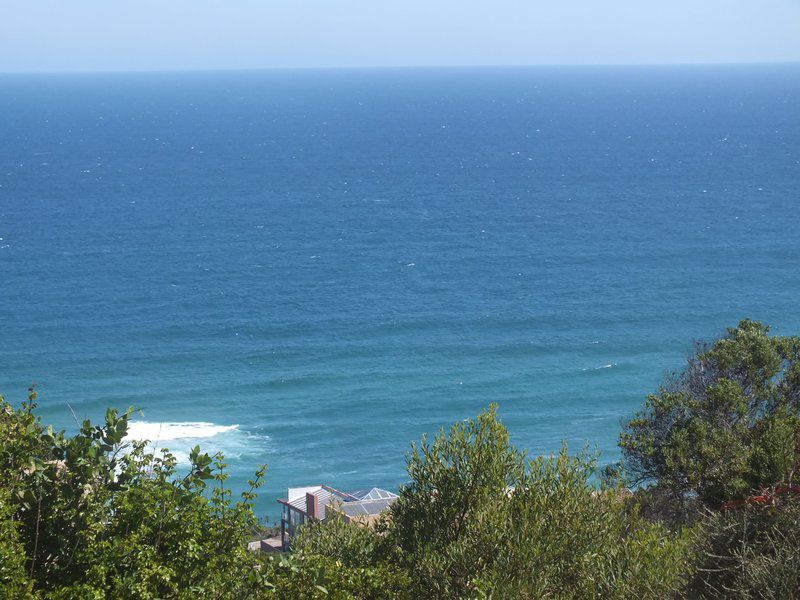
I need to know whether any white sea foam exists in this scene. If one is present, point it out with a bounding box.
[581,363,617,372]
[124,421,268,466]
[126,421,239,443]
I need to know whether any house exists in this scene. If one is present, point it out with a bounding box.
[277,484,398,550]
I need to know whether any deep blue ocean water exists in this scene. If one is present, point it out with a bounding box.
[1,65,798,519]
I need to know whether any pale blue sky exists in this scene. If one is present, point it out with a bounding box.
[2,0,799,72]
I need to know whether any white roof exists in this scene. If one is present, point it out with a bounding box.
[288,486,322,503]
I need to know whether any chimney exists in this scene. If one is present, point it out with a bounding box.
[306,492,319,520]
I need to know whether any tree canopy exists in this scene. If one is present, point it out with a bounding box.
[0,388,269,598]
[301,405,692,598]
[618,319,800,510]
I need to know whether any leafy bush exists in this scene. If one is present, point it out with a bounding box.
[688,497,800,598]
[291,514,388,568]
[300,405,692,598]
[0,488,35,599]
[0,388,267,599]
[618,320,800,511]
[258,553,412,599]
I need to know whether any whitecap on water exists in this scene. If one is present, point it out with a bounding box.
[126,421,238,442]
[125,421,270,465]
[581,363,617,372]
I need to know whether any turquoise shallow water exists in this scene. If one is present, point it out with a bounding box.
[1,65,799,519]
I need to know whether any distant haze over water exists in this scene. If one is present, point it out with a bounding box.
[1,65,798,517]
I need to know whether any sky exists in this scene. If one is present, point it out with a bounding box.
[1,0,799,72]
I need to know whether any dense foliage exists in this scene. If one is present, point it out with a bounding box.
[295,407,693,598]
[3,319,800,598]
[687,496,800,598]
[0,389,404,599]
[618,319,800,511]
[0,388,270,598]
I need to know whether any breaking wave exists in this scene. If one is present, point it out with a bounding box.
[126,421,239,442]
[125,421,269,465]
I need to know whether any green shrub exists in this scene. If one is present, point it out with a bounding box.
[688,497,800,598]
[301,406,692,598]
[618,320,800,512]
[0,388,268,599]
[0,488,35,599]
[291,514,389,568]
[258,553,412,599]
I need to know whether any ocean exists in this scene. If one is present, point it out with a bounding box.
[1,65,798,519]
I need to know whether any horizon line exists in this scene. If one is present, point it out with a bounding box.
[1,60,799,76]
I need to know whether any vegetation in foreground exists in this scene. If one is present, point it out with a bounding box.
[2,319,799,598]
